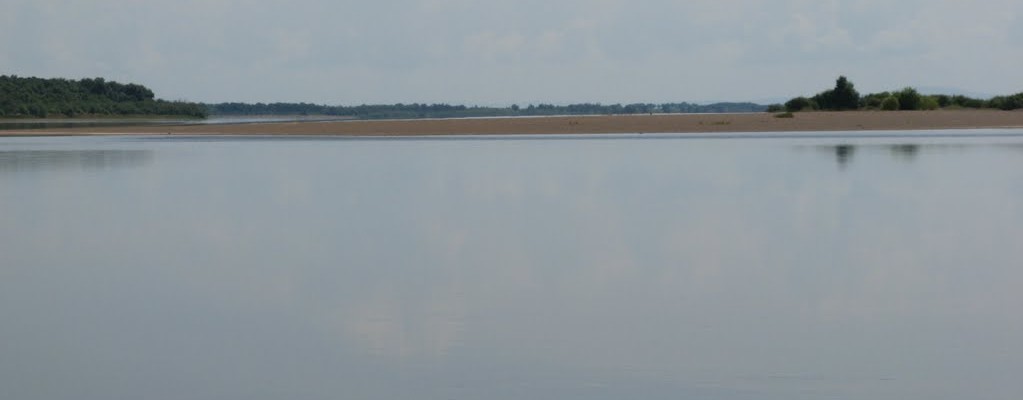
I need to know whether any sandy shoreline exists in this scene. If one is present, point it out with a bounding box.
[3,110,1023,137]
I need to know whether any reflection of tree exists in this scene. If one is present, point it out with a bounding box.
[889,144,919,161]
[0,150,153,173]
[828,144,921,166]
[834,145,856,168]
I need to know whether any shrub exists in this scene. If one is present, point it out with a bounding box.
[921,96,940,110]
[810,76,861,110]
[896,87,922,110]
[785,96,816,112]
[881,96,900,111]
[1008,94,1022,110]
[28,103,47,118]
[988,93,1023,110]
[766,104,785,113]
[952,95,985,108]
[861,92,892,109]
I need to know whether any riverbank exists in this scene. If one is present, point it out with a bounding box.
[4,110,1023,136]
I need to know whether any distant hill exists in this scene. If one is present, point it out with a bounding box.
[206,101,768,119]
[0,75,207,118]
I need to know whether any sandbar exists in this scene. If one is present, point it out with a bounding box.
[3,110,1023,137]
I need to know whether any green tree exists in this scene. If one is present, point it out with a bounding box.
[988,93,1023,110]
[830,76,860,110]
[28,103,47,118]
[813,76,861,110]
[881,96,900,111]
[0,75,206,118]
[861,91,892,109]
[785,96,816,112]
[952,95,985,108]
[896,88,922,110]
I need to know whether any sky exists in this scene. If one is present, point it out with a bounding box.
[2,0,1021,105]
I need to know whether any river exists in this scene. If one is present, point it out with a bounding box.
[2,132,1021,400]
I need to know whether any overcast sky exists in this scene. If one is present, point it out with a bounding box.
[2,0,1021,105]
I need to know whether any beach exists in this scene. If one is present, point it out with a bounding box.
[4,110,1023,136]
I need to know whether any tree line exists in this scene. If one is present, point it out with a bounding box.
[774,76,1023,113]
[206,101,767,119]
[0,75,207,118]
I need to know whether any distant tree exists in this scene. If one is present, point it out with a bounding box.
[860,91,892,109]
[814,76,860,110]
[766,104,784,113]
[28,103,47,118]
[988,97,1006,110]
[123,83,155,101]
[881,96,900,111]
[0,75,205,118]
[831,76,860,110]
[198,100,765,120]
[952,95,985,108]
[896,87,922,110]
[785,96,816,112]
[988,93,1023,110]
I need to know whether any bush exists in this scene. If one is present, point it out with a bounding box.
[952,95,985,108]
[0,75,205,118]
[897,87,922,110]
[988,93,1023,110]
[861,92,892,109]
[28,103,47,118]
[785,96,816,112]
[817,76,860,110]
[881,96,900,111]
[766,104,784,113]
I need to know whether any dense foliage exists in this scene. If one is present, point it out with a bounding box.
[207,101,767,119]
[988,93,1023,110]
[784,97,815,112]
[0,75,207,118]
[785,76,1023,112]
[814,76,860,111]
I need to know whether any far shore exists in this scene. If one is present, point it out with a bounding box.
[3,110,1023,137]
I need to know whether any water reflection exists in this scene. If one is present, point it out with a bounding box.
[2,135,1022,400]
[834,144,856,167]
[818,143,987,167]
[0,116,351,131]
[889,144,919,160]
[0,120,184,131]
[0,149,153,172]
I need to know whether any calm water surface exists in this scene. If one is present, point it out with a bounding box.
[0,116,350,131]
[2,132,1022,400]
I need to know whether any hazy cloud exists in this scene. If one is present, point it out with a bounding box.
[2,0,1021,104]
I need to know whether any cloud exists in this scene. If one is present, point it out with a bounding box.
[1,0,1021,103]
